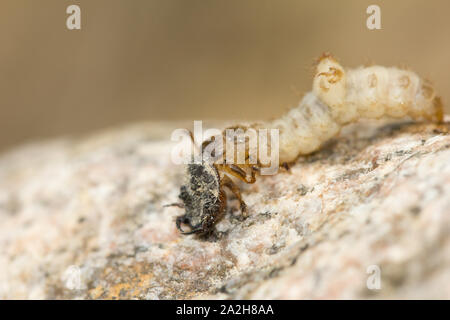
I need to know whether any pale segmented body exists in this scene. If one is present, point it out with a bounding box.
[254,54,443,163]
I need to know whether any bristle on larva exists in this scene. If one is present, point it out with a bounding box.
[256,54,444,163]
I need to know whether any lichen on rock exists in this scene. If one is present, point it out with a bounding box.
[0,118,449,299]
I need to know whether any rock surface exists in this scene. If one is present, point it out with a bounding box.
[0,118,449,299]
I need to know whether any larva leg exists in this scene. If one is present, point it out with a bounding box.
[216,163,256,184]
[233,164,258,183]
[220,174,247,217]
[216,164,247,182]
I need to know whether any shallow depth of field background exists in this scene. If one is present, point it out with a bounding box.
[0,0,449,152]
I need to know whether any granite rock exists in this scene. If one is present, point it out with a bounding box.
[0,118,449,299]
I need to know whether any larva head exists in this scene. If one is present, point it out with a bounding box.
[313,54,346,109]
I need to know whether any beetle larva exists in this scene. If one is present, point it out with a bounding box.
[169,53,444,235]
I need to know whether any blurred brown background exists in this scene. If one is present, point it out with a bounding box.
[0,0,449,153]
